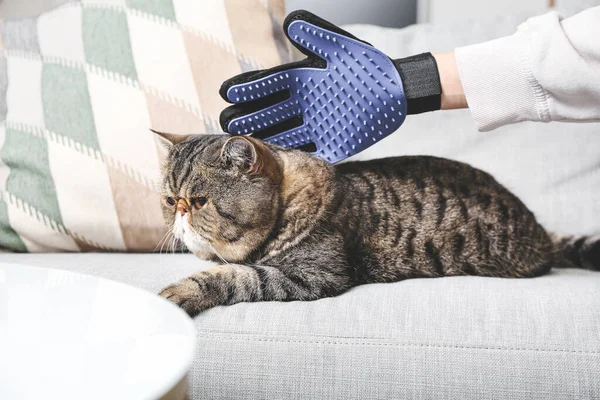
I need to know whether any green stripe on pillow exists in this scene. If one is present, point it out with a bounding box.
[83,7,138,79]
[0,198,27,252]
[1,127,63,224]
[126,0,176,20]
[42,64,100,150]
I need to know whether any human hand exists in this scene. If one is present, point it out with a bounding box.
[219,11,443,163]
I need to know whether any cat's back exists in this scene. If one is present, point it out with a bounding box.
[333,155,526,228]
[335,155,496,187]
[330,155,553,280]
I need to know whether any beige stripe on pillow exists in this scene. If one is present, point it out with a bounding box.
[144,91,206,136]
[182,30,242,121]
[225,0,284,69]
[47,140,126,250]
[106,166,166,250]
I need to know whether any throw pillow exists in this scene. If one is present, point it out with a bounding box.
[0,0,290,251]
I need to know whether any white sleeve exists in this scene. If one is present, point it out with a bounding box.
[454,6,600,132]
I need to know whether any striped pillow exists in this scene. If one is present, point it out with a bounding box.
[0,0,289,252]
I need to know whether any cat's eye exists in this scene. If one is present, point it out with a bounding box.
[192,197,208,210]
[166,197,176,206]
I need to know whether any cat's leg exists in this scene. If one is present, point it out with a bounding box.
[159,262,351,316]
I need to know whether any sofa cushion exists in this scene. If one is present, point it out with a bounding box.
[0,0,290,252]
[1,253,599,399]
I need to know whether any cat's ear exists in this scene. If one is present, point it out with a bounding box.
[151,129,190,150]
[221,136,282,183]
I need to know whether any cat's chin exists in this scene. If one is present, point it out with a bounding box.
[173,214,214,260]
[182,236,214,260]
[191,250,214,260]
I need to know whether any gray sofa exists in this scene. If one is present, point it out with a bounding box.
[1,253,598,399]
[2,2,599,399]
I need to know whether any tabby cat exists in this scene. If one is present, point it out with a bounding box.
[155,133,599,316]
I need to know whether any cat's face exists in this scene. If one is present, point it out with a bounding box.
[157,133,282,263]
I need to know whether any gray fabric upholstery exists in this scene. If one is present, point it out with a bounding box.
[1,253,599,399]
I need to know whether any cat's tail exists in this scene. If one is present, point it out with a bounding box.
[552,235,600,271]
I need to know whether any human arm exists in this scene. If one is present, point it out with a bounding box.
[433,52,468,111]
[454,6,600,131]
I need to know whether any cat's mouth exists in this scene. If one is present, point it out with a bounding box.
[174,213,214,259]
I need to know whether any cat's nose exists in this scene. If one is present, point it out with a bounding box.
[176,199,188,216]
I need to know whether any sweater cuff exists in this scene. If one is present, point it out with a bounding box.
[455,30,549,131]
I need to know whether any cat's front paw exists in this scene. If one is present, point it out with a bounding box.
[159,279,204,316]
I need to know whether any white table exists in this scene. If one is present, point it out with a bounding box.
[0,263,196,400]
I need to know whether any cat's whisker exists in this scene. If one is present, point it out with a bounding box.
[207,242,229,265]
[170,235,177,255]
[155,231,167,253]
[163,232,174,255]
[160,235,170,255]
[174,237,184,254]
[158,232,170,255]
[155,227,174,253]
[161,227,175,255]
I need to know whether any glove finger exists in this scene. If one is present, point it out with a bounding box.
[220,88,292,131]
[219,70,263,102]
[283,10,372,60]
[220,68,295,104]
[219,11,373,105]
[253,123,316,152]
[225,98,302,136]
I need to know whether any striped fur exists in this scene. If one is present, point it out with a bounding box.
[156,134,599,316]
[552,235,600,271]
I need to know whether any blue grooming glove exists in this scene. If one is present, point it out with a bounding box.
[220,10,442,164]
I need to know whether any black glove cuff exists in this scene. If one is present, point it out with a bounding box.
[393,52,442,115]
